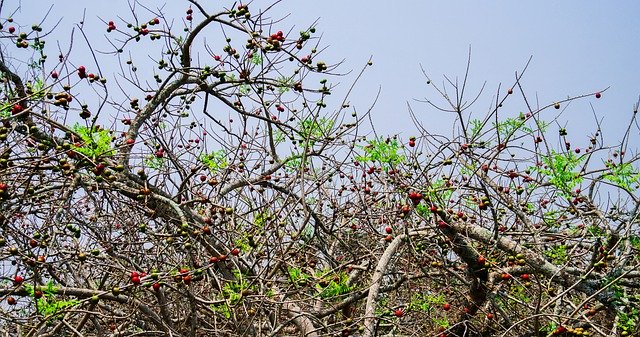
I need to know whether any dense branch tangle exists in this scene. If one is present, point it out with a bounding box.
[1,1,640,337]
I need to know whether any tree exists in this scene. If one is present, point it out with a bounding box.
[1,1,639,336]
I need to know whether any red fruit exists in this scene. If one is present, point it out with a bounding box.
[182,275,192,284]
[179,268,189,276]
[155,150,164,158]
[394,308,404,317]
[153,18,160,25]
[595,92,601,99]
[209,256,219,263]
[141,28,149,36]
[78,66,86,73]
[401,205,411,214]
[384,234,393,242]
[486,313,494,319]
[50,71,58,79]
[34,290,43,299]
[152,282,161,291]
[507,88,513,95]
[430,204,438,212]
[186,8,193,14]
[408,140,415,147]
[477,256,486,265]
[230,248,240,256]
[8,26,15,34]
[554,326,567,334]
[501,273,511,281]
[125,138,135,146]
[11,104,23,114]
[443,303,451,311]
[130,271,139,278]
[219,254,227,261]
[521,274,530,281]
[385,226,393,234]
[14,275,24,285]
[437,220,448,229]
[186,14,193,21]
[131,276,141,284]
[202,226,211,235]
[6,297,16,305]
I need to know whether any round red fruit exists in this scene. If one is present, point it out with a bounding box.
[394,308,404,317]
[385,226,393,234]
[595,92,601,99]
[443,303,451,311]
[14,275,24,285]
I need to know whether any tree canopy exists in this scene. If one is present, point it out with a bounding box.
[1,1,639,337]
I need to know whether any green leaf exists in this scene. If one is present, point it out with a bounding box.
[71,123,115,159]
[199,150,228,172]
[354,136,404,170]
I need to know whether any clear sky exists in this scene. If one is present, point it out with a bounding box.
[14,0,640,141]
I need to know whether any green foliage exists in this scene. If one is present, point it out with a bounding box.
[251,53,262,65]
[287,267,311,285]
[0,103,12,118]
[239,84,251,95]
[433,317,450,328]
[630,235,640,251]
[211,302,232,319]
[198,150,228,172]
[510,285,531,303]
[425,180,454,206]
[298,117,334,146]
[533,150,585,196]
[284,157,307,173]
[24,281,79,317]
[415,203,431,217]
[545,244,568,264]
[71,123,115,159]
[408,292,446,313]
[495,114,535,139]
[144,155,165,169]
[210,270,255,318]
[26,78,47,99]
[616,307,639,334]
[468,119,484,140]
[603,161,640,191]
[276,75,294,93]
[469,113,544,141]
[315,271,353,299]
[272,130,285,145]
[588,225,605,237]
[355,137,404,170]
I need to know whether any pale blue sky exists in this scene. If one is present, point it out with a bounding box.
[15,1,640,140]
